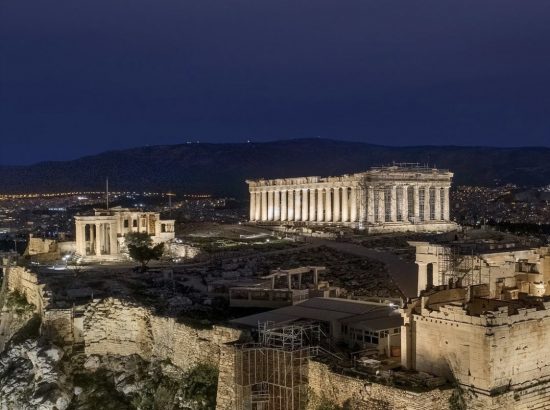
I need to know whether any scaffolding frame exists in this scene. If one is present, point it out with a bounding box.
[234,321,323,410]
[258,321,322,351]
[437,245,487,287]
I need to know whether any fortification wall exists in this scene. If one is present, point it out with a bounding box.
[412,311,491,390]
[215,344,238,410]
[306,361,453,410]
[4,266,45,313]
[150,316,241,371]
[412,302,550,395]
[83,298,153,357]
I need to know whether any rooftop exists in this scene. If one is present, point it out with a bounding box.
[231,297,402,330]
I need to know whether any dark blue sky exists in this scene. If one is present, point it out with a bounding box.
[2,0,550,165]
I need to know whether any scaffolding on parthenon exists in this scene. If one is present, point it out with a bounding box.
[233,321,323,410]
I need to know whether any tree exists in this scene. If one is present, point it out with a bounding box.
[125,232,164,272]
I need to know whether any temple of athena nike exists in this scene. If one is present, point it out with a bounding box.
[74,206,175,260]
[246,164,457,233]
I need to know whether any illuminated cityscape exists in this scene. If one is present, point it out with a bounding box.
[2,1,550,409]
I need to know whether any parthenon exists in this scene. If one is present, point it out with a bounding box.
[246,164,457,233]
[74,206,175,260]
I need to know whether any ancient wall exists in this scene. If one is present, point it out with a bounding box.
[410,302,550,409]
[215,344,238,410]
[4,266,45,313]
[25,237,58,256]
[150,316,242,371]
[306,361,453,410]
[82,298,243,372]
[83,298,153,357]
[411,306,492,389]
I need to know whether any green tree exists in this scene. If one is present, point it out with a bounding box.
[125,232,164,272]
[181,363,219,410]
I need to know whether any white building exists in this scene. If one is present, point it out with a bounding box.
[246,164,457,233]
[74,207,175,260]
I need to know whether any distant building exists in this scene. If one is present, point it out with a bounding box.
[74,206,175,260]
[246,164,457,233]
[226,266,344,308]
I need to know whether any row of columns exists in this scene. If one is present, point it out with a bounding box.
[250,186,361,223]
[76,222,118,256]
[250,185,450,224]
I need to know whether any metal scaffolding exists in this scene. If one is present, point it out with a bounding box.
[437,245,486,287]
[234,321,323,410]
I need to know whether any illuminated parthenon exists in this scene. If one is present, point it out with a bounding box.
[246,164,457,233]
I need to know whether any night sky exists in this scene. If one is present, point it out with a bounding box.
[2,0,550,165]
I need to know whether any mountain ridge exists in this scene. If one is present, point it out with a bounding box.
[1,138,549,197]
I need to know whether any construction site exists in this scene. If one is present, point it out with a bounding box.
[233,322,323,410]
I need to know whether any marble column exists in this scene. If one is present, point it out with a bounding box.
[109,223,117,255]
[89,224,95,255]
[443,187,450,220]
[401,186,409,222]
[267,191,274,221]
[413,186,420,222]
[294,189,301,221]
[325,187,332,222]
[366,186,375,223]
[309,189,316,222]
[317,189,325,222]
[261,191,268,221]
[358,187,366,224]
[301,189,309,221]
[274,190,281,221]
[83,224,88,254]
[249,191,256,221]
[75,222,82,255]
[281,190,287,221]
[416,262,428,296]
[255,192,261,221]
[333,187,341,222]
[377,188,385,223]
[350,187,357,222]
[341,188,349,222]
[423,186,431,221]
[255,192,260,219]
[95,223,101,256]
[434,187,441,220]
[390,185,397,222]
[287,190,294,221]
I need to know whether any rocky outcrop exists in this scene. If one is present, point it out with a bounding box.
[0,340,71,410]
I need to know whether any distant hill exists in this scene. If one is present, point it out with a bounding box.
[1,139,549,197]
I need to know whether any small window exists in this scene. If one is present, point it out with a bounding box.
[124,220,129,228]
[132,220,138,228]
[161,224,166,233]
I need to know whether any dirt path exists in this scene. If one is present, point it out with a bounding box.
[311,239,418,298]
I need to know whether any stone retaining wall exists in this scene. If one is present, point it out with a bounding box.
[307,361,453,410]
[4,266,45,313]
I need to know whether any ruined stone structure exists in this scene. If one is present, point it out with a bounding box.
[411,241,550,297]
[401,286,550,409]
[306,361,453,410]
[247,164,457,233]
[74,206,175,260]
